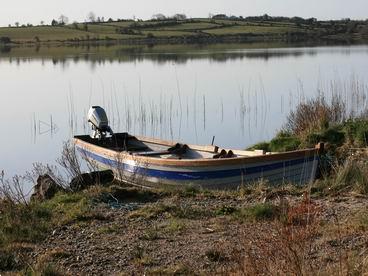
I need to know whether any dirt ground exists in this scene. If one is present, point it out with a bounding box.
[16,187,368,275]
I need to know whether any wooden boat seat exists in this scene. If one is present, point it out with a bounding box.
[127,145,150,152]
[133,150,172,156]
[134,143,188,157]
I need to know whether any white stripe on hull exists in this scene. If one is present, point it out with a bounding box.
[88,155,318,189]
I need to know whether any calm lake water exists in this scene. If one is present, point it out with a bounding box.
[1,43,368,179]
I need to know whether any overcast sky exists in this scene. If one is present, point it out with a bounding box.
[1,0,367,27]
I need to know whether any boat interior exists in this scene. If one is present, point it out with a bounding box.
[75,132,270,160]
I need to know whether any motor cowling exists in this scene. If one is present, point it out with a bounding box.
[87,106,113,139]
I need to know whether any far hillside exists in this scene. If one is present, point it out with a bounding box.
[1,15,368,46]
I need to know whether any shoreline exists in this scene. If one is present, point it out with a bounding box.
[1,17,368,49]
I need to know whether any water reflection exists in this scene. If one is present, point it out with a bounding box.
[2,43,367,66]
[1,44,368,177]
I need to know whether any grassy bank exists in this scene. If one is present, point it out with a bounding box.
[2,93,368,274]
[1,181,368,274]
[1,17,368,46]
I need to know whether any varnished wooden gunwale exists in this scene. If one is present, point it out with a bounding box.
[73,136,318,168]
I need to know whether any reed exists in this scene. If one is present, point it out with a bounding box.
[285,76,368,137]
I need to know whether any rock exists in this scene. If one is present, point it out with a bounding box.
[31,174,64,201]
[69,170,114,191]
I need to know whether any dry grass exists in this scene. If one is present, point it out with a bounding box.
[228,193,368,275]
[285,96,346,137]
[229,196,319,275]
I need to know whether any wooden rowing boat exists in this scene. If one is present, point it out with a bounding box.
[73,132,320,189]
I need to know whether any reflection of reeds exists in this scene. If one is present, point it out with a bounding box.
[193,78,198,142]
[203,95,206,130]
[238,80,270,140]
[67,85,77,135]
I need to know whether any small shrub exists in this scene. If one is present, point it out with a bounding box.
[269,134,301,152]
[129,203,172,219]
[181,185,200,197]
[285,96,345,136]
[205,249,226,262]
[216,205,237,215]
[248,132,301,153]
[0,249,17,271]
[98,223,121,234]
[146,32,155,38]
[131,245,145,260]
[353,209,368,231]
[309,179,330,196]
[322,127,345,146]
[356,127,368,146]
[0,37,11,44]
[42,194,91,225]
[164,218,186,233]
[247,141,270,152]
[40,263,63,276]
[331,158,368,194]
[141,226,160,240]
[0,191,94,246]
[0,202,52,244]
[343,119,368,146]
[234,203,278,222]
[306,132,323,145]
[172,204,209,219]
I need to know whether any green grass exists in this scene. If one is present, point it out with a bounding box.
[0,191,97,246]
[216,205,237,215]
[0,201,52,245]
[141,30,195,37]
[129,202,210,220]
[97,223,122,234]
[163,218,186,233]
[158,22,220,31]
[74,24,117,34]
[0,17,365,46]
[141,225,160,240]
[0,18,318,44]
[269,133,301,152]
[247,141,271,152]
[330,159,368,194]
[249,117,368,154]
[204,25,304,35]
[103,21,135,28]
[0,192,93,271]
[234,203,279,222]
[248,132,301,152]
[0,249,17,271]
[0,26,94,42]
[38,263,63,276]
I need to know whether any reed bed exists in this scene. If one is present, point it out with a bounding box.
[20,72,367,163]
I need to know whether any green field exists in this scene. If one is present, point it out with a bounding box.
[203,25,303,35]
[0,18,367,45]
[0,26,92,42]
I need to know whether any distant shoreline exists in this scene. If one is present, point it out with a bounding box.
[1,17,368,48]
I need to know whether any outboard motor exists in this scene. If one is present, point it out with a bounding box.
[87,106,113,139]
